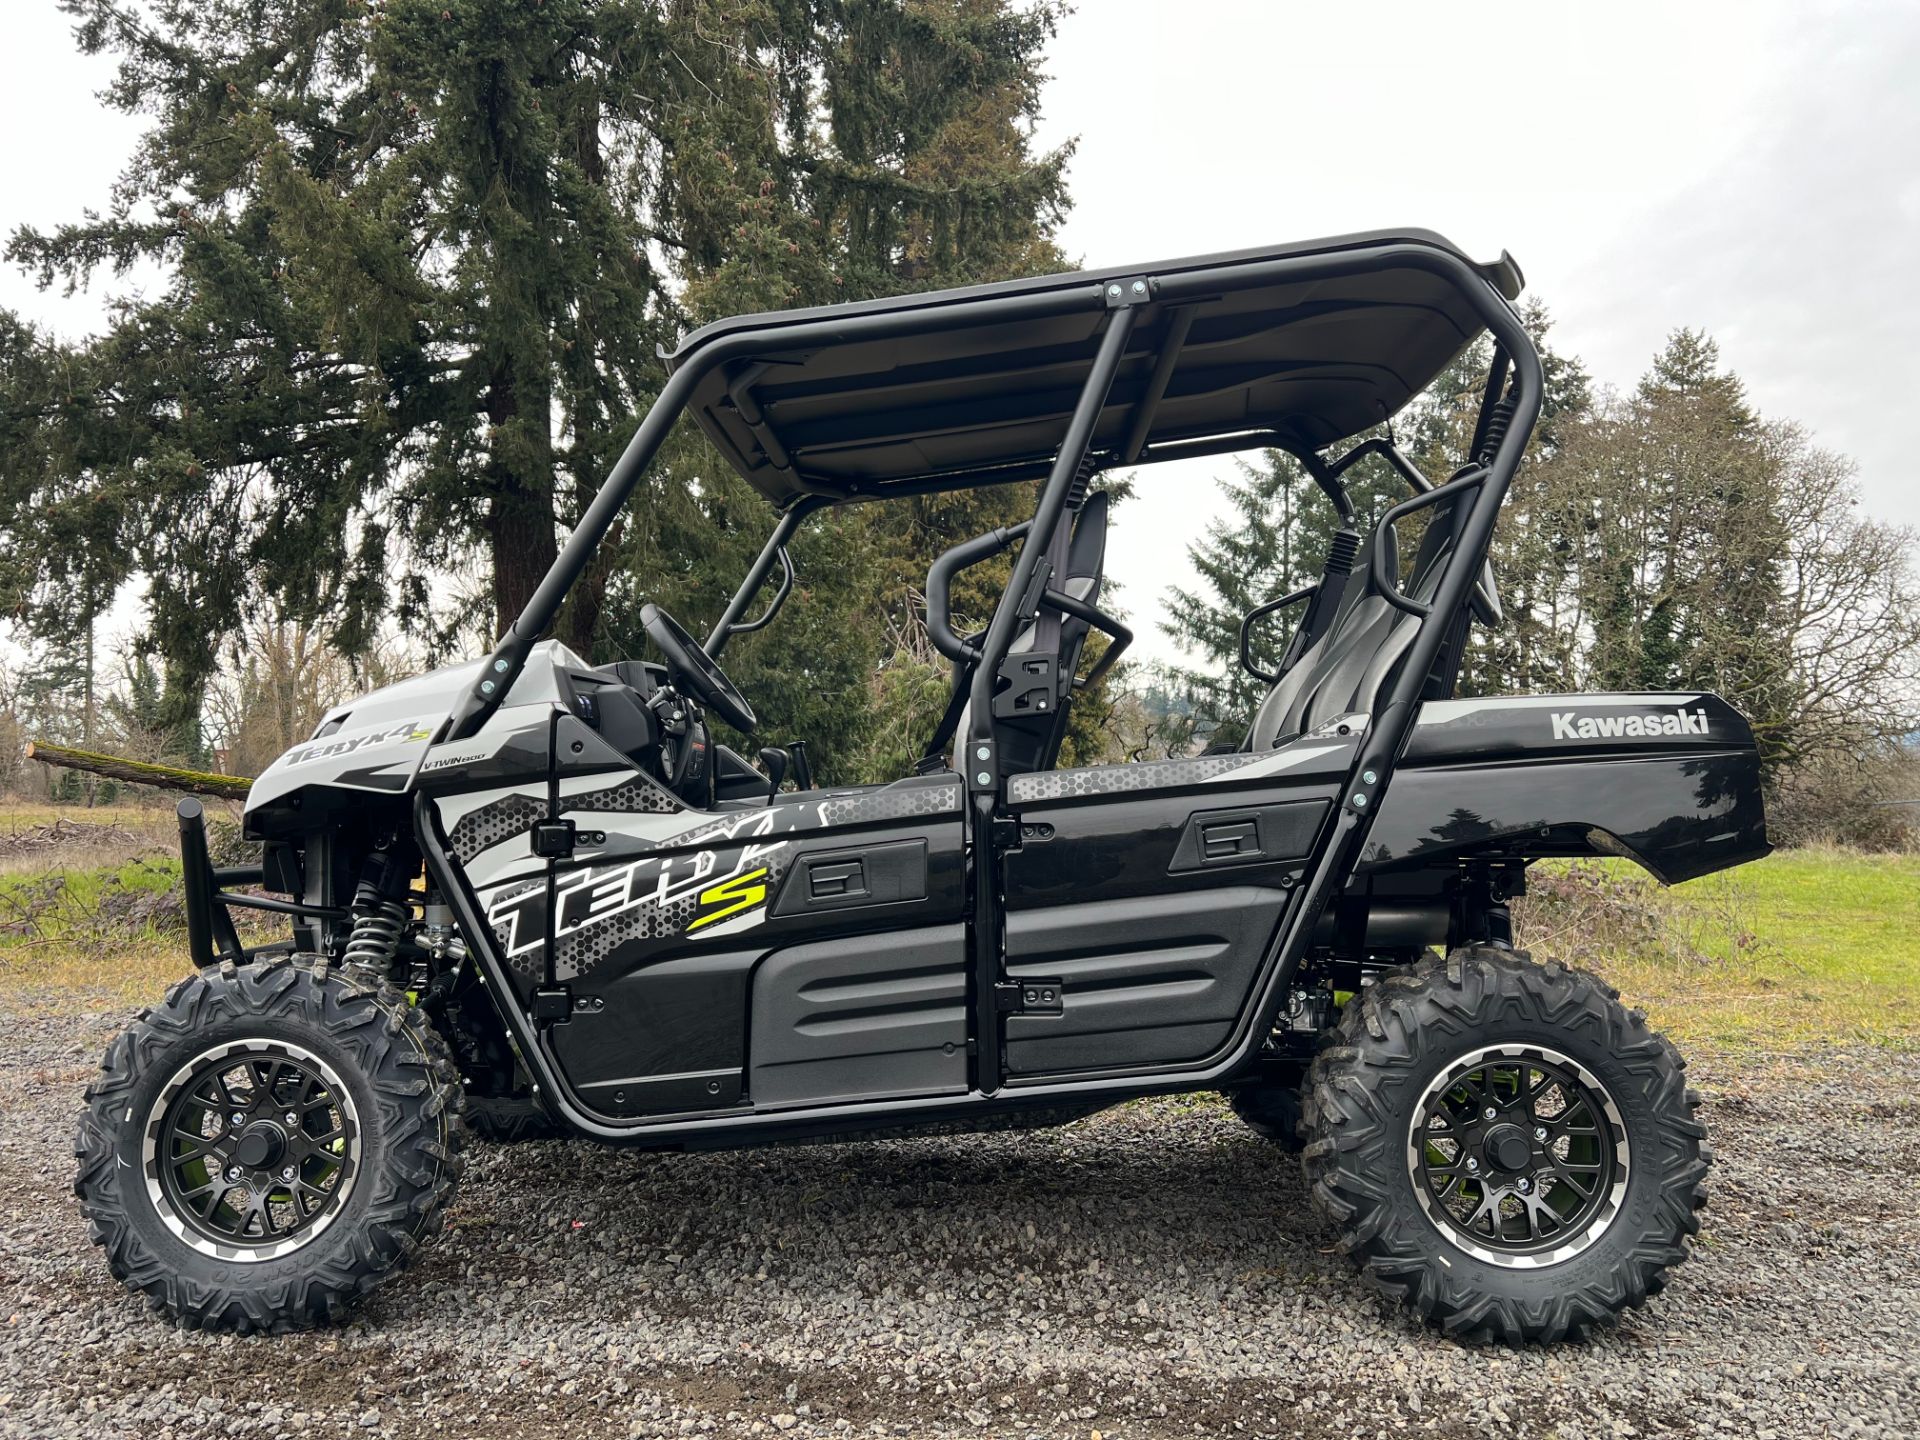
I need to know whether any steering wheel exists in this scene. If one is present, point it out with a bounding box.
[640,603,757,734]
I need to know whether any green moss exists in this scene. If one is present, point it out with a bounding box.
[0,856,184,950]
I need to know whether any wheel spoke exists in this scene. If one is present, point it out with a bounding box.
[1545,1159,1598,1198]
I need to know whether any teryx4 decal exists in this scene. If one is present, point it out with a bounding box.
[282,720,434,767]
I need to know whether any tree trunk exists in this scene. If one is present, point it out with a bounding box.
[484,360,560,639]
[25,740,254,801]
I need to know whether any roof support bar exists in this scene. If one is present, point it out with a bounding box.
[446,281,1112,741]
[1328,435,1434,493]
[1120,306,1194,465]
[727,362,797,475]
[965,296,1142,1097]
[1194,246,1542,1070]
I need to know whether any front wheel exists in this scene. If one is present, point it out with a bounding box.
[1302,946,1709,1344]
[73,956,466,1332]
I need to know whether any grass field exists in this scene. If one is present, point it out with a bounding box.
[3,802,1915,1052]
[1522,849,1920,1052]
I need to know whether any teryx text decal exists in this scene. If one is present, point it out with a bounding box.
[487,835,785,958]
[283,720,434,767]
[1550,707,1709,741]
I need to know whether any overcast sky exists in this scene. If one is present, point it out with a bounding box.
[2,0,1915,667]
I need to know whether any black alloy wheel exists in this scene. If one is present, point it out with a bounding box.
[147,1040,359,1260]
[1302,946,1709,1343]
[1409,1045,1627,1267]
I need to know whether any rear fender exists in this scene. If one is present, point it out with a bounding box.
[1359,693,1770,884]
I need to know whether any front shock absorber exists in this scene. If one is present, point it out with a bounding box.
[342,850,414,983]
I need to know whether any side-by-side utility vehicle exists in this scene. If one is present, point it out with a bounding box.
[76,230,1767,1343]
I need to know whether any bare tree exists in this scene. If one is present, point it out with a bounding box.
[1766,428,1920,767]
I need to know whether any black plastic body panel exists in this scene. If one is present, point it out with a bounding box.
[1363,693,1771,882]
[1005,785,1332,904]
[1359,751,1770,883]
[749,925,967,1106]
[1002,772,1339,1078]
[553,949,754,1116]
[1003,887,1295,1073]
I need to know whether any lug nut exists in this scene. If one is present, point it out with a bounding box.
[284,1112,298,1126]
[230,1113,246,1128]
[1465,1157,1479,1173]
[1483,1106,1498,1120]
[1517,1177,1533,1194]
[224,1166,242,1182]
[1533,1125,1548,1141]
[280,1165,297,1182]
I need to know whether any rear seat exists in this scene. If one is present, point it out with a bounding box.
[1246,496,1464,749]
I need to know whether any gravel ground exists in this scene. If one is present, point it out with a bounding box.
[4,986,1917,1440]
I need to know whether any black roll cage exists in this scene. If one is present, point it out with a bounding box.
[418,238,1541,1130]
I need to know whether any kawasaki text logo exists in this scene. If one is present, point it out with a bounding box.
[1550,708,1709,741]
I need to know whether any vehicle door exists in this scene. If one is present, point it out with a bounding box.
[994,733,1354,1079]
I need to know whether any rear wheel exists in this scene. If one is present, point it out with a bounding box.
[73,956,465,1331]
[1302,946,1709,1343]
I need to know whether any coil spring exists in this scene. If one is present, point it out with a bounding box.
[1475,395,1517,467]
[1063,450,1099,510]
[342,895,408,980]
[1324,527,1362,573]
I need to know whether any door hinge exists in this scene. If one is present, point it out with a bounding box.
[531,985,572,1023]
[994,979,1063,1015]
[990,814,1024,852]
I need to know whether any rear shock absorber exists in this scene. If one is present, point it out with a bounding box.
[342,850,413,983]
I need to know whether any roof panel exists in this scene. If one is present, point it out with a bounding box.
[664,229,1522,507]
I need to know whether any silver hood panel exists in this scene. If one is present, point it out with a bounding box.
[245,640,592,814]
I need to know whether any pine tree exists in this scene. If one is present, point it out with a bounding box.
[2,0,1071,777]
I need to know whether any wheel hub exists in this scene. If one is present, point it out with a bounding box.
[1482,1122,1534,1173]
[230,1124,285,1171]
[1407,1044,1630,1269]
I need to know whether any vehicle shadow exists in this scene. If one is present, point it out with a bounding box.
[428,1099,1370,1336]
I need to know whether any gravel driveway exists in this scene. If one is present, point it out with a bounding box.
[4,985,1916,1440]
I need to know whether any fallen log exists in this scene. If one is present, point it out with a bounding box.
[24,739,255,802]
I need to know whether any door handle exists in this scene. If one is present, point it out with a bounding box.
[808,858,867,898]
[1200,819,1260,861]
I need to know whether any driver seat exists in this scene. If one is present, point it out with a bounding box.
[950,492,1110,777]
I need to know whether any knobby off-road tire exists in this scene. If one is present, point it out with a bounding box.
[1228,1081,1306,1152]
[463,1092,565,1144]
[73,955,466,1332]
[1302,946,1709,1344]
